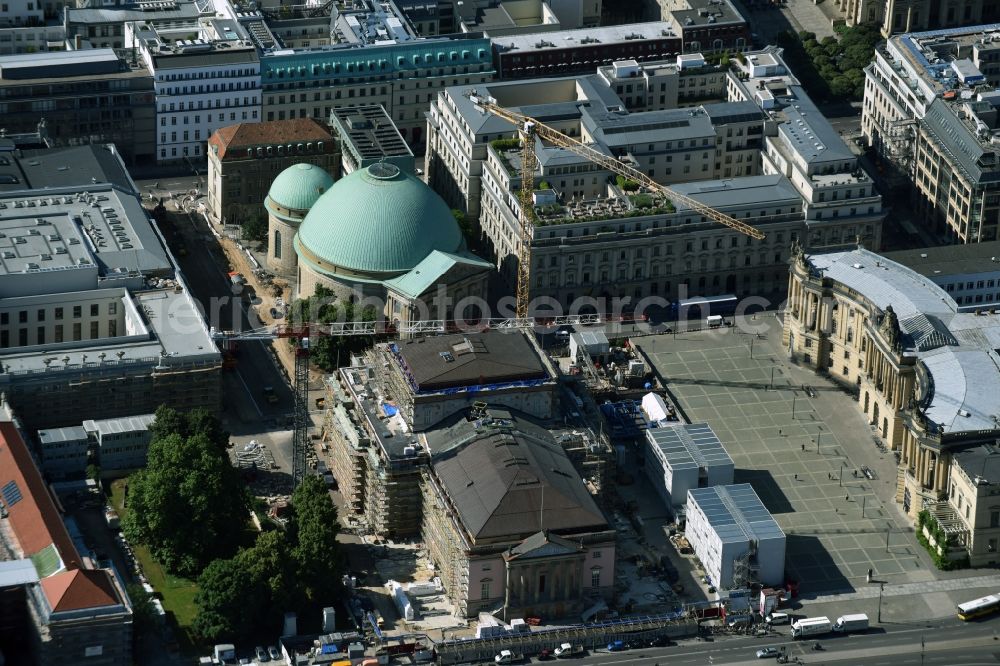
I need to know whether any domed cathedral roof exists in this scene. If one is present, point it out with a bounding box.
[265,163,334,221]
[293,162,464,279]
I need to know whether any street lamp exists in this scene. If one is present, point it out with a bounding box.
[877,582,885,622]
[840,461,847,487]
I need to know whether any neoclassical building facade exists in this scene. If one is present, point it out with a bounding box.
[784,245,1000,553]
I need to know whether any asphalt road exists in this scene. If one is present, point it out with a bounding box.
[161,203,295,424]
[553,619,1000,666]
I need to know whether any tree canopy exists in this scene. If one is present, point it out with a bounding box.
[122,407,249,576]
[286,284,377,371]
[193,530,299,643]
[194,475,343,643]
[289,475,342,604]
[776,26,881,102]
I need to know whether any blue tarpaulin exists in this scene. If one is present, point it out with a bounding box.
[382,403,398,417]
[320,644,339,654]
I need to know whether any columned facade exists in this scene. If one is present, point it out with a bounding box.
[783,245,995,524]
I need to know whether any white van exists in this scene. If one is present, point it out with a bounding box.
[707,315,724,328]
[766,612,790,625]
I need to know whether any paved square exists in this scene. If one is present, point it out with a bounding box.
[634,324,924,596]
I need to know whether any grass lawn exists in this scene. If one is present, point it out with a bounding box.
[109,479,203,655]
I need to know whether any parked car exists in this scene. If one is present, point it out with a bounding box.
[268,646,281,661]
[607,640,625,652]
[537,648,554,660]
[756,646,780,659]
[255,646,269,662]
[648,635,672,647]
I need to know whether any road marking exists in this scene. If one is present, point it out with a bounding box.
[235,369,263,418]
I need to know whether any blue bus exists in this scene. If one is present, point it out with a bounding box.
[671,294,738,321]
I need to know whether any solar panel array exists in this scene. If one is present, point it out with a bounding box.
[1,480,22,508]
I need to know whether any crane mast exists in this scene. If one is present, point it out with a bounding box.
[468,93,766,316]
[516,120,537,320]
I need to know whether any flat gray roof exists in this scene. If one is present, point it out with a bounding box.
[778,86,854,164]
[330,105,412,160]
[0,186,171,279]
[492,21,677,52]
[393,331,549,392]
[0,559,40,588]
[953,444,1000,484]
[670,174,801,211]
[689,484,784,546]
[582,106,716,146]
[883,241,1000,278]
[0,286,219,374]
[37,425,88,445]
[668,0,745,28]
[67,5,202,24]
[83,413,155,436]
[0,49,123,80]
[646,422,733,472]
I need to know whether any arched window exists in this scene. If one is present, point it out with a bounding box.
[274,229,282,259]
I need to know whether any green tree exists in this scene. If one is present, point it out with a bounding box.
[126,583,159,637]
[451,208,476,246]
[194,530,299,643]
[122,414,249,575]
[287,286,377,372]
[289,475,342,604]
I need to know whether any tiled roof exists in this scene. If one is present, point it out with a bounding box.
[0,422,80,571]
[208,119,334,161]
[40,569,119,613]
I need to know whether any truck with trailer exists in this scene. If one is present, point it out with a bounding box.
[790,617,832,639]
[832,613,869,633]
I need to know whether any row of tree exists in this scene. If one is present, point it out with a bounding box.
[122,407,343,644]
[775,26,881,102]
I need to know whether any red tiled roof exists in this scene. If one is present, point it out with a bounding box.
[0,422,80,570]
[208,119,335,160]
[40,569,119,612]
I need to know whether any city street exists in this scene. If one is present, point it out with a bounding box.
[554,619,999,665]
[156,201,296,427]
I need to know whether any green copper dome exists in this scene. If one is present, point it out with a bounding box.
[294,163,463,275]
[266,163,334,211]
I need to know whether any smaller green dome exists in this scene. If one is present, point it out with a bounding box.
[267,163,334,211]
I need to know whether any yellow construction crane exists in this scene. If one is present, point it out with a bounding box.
[468,94,766,318]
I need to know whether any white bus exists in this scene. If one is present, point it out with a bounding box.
[958,593,1000,621]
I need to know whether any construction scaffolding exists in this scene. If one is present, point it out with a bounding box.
[420,467,472,617]
[434,611,697,664]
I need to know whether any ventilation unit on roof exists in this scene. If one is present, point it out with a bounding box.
[1,251,14,259]
[40,254,51,261]
[28,229,40,235]
[25,262,39,270]
[68,238,80,245]
[55,247,67,255]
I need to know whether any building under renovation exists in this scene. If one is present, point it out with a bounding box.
[421,407,615,619]
[0,142,221,431]
[323,330,559,539]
